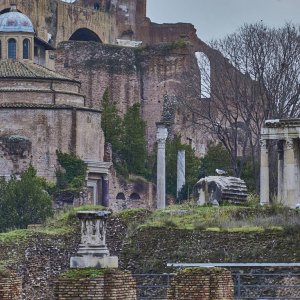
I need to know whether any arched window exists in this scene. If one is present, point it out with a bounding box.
[195,52,211,98]
[129,193,141,200]
[116,193,126,200]
[94,3,100,10]
[23,39,30,59]
[8,38,16,59]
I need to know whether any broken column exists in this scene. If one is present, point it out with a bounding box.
[177,150,185,197]
[156,122,168,209]
[70,211,118,268]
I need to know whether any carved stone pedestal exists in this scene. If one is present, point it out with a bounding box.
[70,211,118,268]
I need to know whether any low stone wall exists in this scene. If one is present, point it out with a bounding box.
[0,272,22,300]
[54,269,137,300]
[167,268,234,300]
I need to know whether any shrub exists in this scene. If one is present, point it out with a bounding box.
[0,165,53,232]
[56,150,87,189]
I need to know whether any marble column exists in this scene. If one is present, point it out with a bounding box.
[277,140,284,204]
[284,138,296,207]
[156,122,168,209]
[102,174,109,208]
[260,139,269,205]
[177,150,186,197]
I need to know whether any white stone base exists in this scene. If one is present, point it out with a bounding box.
[70,255,119,269]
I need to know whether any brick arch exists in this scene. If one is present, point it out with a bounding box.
[69,28,102,43]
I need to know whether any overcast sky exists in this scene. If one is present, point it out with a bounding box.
[147,0,300,42]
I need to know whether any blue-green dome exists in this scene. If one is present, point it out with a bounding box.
[0,11,34,33]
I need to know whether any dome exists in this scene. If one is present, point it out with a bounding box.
[0,11,34,33]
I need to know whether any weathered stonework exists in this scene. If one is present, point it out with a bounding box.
[0,272,22,300]
[167,268,234,300]
[54,270,137,300]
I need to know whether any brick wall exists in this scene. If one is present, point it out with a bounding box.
[54,269,136,300]
[0,272,22,300]
[167,268,234,300]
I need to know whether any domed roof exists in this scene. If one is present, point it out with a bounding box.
[0,10,34,33]
[0,60,79,83]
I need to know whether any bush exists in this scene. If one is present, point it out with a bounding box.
[0,165,53,232]
[56,150,87,189]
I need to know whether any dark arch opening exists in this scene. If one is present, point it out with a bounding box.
[94,3,100,10]
[69,28,102,43]
[0,7,22,15]
[129,193,141,201]
[116,192,126,200]
[0,8,22,14]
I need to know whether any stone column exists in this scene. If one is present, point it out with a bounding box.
[260,139,269,205]
[277,140,284,204]
[102,174,109,208]
[177,150,186,197]
[156,122,168,209]
[284,138,296,207]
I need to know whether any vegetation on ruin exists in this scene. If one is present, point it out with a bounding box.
[0,166,53,232]
[138,202,300,233]
[56,150,88,190]
[101,89,149,178]
[60,268,108,279]
[165,136,200,201]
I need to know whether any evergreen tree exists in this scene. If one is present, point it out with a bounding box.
[198,143,232,178]
[123,103,148,176]
[165,136,200,199]
[101,88,124,155]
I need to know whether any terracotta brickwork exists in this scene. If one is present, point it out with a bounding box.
[54,269,137,300]
[167,268,234,300]
[0,273,22,300]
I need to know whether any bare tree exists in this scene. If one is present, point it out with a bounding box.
[179,23,300,190]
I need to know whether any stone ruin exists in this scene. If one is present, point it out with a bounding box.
[194,176,248,205]
[70,210,118,268]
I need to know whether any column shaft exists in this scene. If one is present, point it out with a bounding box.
[102,175,109,208]
[283,139,296,207]
[177,150,186,197]
[157,142,166,209]
[260,139,269,205]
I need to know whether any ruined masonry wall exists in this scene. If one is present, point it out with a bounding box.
[167,269,234,300]
[55,42,208,153]
[0,108,104,181]
[0,274,22,300]
[54,270,136,300]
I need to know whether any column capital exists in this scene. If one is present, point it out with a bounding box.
[285,138,294,150]
[260,138,268,149]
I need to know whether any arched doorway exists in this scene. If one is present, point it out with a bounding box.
[69,28,102,43]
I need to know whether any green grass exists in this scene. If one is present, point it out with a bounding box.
[138,203,300,232]
[0,229,29,243]
[61,268,108,279]
[43,205,107,234]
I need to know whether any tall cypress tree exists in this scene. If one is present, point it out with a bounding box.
[123,103,148,176]
[101,88,124,155]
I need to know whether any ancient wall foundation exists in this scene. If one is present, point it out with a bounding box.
[54,269,137,300]
[167,268,234,300]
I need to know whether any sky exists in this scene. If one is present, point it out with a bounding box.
[147,0,300,42]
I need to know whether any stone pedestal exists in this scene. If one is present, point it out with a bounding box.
[156,122,168,209]
[70,211,118,269]
[177,150,185,197]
